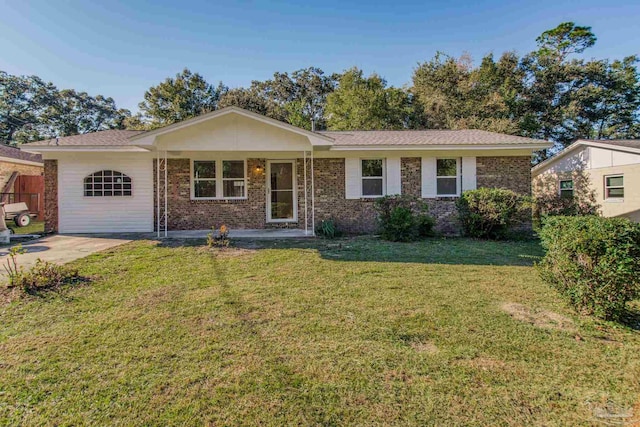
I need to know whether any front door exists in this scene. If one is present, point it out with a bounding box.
[267,160,297,222]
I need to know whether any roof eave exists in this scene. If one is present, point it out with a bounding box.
[20,145,151,153]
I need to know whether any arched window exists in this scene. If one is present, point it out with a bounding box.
[84,170,132,197]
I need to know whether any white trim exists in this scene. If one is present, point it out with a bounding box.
[129,106,334,146]
[604,174,624,201]
[190,159,248,200]
[0,156,43,167]
[360,158,386,198]
[436,158,461,197]
[266,160,298,223]
[533,140,640,175]
[331,144,551,151]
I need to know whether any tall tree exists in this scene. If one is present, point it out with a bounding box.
[325,68,413,130]
[45,90,130,136]
[0,71,57,143]
[217,86,287,121]
[139,68,223,128]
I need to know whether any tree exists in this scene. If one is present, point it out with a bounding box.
[411,52,523,133]
[217,86,287,121]
[44,90,131,136]
[139,68,223,128]
[325,68,413,130]
[0,71,57,143]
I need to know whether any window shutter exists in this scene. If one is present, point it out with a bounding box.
[461,157,477,192]
[386,157,401,195]
[344,158,361,199]
[421,157,437,198]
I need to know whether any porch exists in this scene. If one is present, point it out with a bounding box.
[166,228,312,239]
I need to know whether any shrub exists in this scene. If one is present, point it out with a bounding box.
[207,225,230,248]
[537,216,640,320]
[374,195,435,242]
[12,259,80,294]
[456,188,528,239]
[316,219,342,239]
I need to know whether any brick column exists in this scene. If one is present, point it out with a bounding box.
[44,159,58,233]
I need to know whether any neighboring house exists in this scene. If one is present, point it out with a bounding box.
[0,144,45,219]
[532,139,640,221]
[0,144,43,190]
[22,107,550,235]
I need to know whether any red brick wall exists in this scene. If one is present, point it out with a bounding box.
[477,156,531,195]
[44,160,58,233]
[158,158,312,231]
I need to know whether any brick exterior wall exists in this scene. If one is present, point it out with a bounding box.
[157,158,312,231]
[44,160,58,233]
[477,156,531,195]
[0,161,43,190]
[44,155,532,235]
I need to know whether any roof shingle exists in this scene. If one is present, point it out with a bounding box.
[319,129,546,146]
[23,130,144,147]
[0,144,43,163]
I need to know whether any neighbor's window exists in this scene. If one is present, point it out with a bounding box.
[559,180,574,198]
[84,170,132,197]
[361,159,384,197]
[222,160,246,198]
[193,161,216,198]
[436,158,459,196]
[605,175,624,199]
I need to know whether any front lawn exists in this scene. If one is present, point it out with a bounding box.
[1,237,638,425]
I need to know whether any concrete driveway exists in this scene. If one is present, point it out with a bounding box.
[0,235,132,277]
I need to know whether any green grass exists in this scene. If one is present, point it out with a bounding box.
[6,220,44,235]
[1,237,639,425]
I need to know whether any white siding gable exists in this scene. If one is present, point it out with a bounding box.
[58,153,154,233]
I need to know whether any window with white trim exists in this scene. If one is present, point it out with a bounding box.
[436,158,460,196]
[84,170,132,197]
[192,160,247,199]
[222,160,246,198]
[361,159,384,197]
[559,180,574,198]
[193,161,217,198]
[605,175,624,199]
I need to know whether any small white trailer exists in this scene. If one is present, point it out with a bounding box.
[3,202,36,227]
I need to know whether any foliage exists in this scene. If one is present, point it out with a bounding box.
[537,216,640,319]
[0,71,130,144]
[326,68,415,130]
[315,218,341,239]
[207,224,230,248]
[532,170,600,228]
[374,195,435,241]
[11,259,80,295]
[138,68,224,128]
[3,244,27,286]
[456,188,528,239]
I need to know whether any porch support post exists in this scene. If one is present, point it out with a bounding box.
[311,149,315,236]
[303,150,308,236]
[163,150,168,238]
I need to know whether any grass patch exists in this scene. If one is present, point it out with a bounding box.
[6,220,44,235]
[0,237,638,425]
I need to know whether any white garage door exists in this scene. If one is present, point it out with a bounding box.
[58,153,154,233]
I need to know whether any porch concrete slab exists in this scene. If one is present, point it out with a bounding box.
[166,229,313,239]
[0,235,131,278]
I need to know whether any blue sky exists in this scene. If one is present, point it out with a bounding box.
[1,0,639,112]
